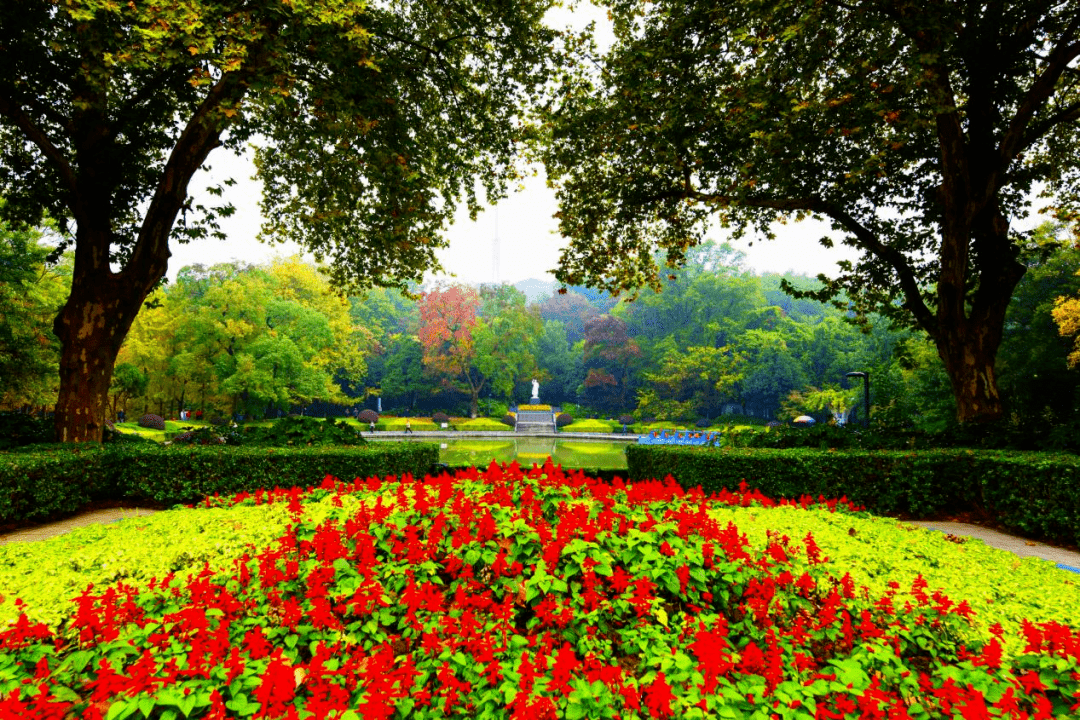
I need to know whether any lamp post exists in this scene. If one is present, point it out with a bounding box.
[845,372,870,428]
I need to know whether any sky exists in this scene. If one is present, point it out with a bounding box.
[168,2,862,287]
[170,150,861,287]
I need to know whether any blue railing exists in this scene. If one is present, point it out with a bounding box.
[636,430,719,446]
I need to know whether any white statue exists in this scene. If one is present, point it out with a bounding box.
[531,378,540,398]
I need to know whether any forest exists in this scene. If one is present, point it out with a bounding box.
[6,226,1080,440]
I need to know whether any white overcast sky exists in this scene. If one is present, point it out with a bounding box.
[172,151,860,286]
[169,2,862,286]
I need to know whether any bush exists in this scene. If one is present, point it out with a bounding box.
[501,413,516,428]
[171,426,243,446]
[0,412,55,448]
[695,417,712,428]
[137,414,166,431]
[625,445,1080,547]
[357,409,379,424]
[560,418,621,433]
[242,416,364,446]
[618,414,635,426]
[432,412,450,425]
[208,415,228,426]
[456,418,510,431]
[0,442,440,524]
[555,413,573,427]
[478,399,509,418]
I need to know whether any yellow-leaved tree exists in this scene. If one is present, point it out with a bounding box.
[1053,271,1080,369]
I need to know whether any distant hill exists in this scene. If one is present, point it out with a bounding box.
[513,278,558,304]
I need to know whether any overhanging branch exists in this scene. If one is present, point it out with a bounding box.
[0,95,78,201]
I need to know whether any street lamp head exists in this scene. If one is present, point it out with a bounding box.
[845,371,867,378]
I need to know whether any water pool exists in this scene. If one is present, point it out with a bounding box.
[375,436,630,470]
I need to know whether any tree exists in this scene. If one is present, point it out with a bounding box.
[380,336,426,411]
[783,384,861,425]
[615,242,764,351]
[418,284,540,417]
[1053,273,1080,370]
[540,0,1080,424]
[417,285,483,416]
[538,290,601,343]
[731,329,808,419]
[637,345,743,421]
[108,363,147,419]
[995,224,1080,418]
[0,0,554,441]
[475,285,542,405]
[535,320,585,405]
[0,224,68,410]
[581,315,641,413]
[118,260,372,417]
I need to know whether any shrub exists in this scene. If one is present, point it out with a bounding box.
[0,412,55,448]
[560,418,620,433]
[560,402,581,416]
[357,409,379,424]
[170,426,243,446]
[242,416,364,446]
[501,413,516,428]
[618,414,634,426]
[478,399,509,418]
[625,445,1080,547]
[456,418,509,431]
[208,415,228,426]
[555,413,573,427]
[695,417,712,428]
[432,412,450,425]
[137,414,165,430]
[0,442,441,523]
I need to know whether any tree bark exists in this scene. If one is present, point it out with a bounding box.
[52,259,156,442]
[935,325,1004,424]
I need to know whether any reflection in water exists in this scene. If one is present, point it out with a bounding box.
[380,437,630,470]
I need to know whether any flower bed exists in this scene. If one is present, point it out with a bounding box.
[1,464,1078,718]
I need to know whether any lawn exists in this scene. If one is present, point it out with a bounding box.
[1,463,1078,718]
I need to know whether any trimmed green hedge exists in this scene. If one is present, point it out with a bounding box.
[626,445,1080,546]
[0,442,440,524]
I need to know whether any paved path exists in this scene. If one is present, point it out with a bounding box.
[906,520,1080,574]
[2,507,1079,575]
[0,507,159,544]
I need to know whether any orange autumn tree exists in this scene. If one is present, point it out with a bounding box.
[418,284,539,417]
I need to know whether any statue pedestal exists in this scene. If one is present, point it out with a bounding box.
[529,396,541,405]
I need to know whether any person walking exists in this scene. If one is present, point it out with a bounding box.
[405,419,413,434]
[369,420,376,433]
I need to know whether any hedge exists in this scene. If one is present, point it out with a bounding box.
[626,445,1080,547]
[0,442,440,525]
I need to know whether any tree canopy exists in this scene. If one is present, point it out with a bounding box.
[0,0,554,440]
[539,0,1080,423]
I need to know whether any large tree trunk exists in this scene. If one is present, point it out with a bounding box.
[935,326,1005,424]
[930,191,1024,424]
[53,270,155,442]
